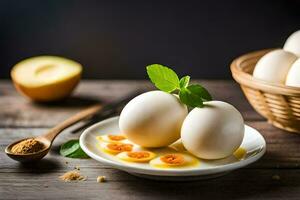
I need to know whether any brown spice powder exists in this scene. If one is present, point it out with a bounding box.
[59,170,86,182]
[11,138,45,154]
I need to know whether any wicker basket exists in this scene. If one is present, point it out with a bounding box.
[230,49,300,133]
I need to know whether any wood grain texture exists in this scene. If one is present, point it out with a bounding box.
[0,124,299,200]
[0,80,298,200]
[0,80,262,128]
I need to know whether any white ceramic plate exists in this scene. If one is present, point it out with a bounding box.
[80,116,266,181]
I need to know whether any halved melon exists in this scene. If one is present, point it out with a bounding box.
[11,56,82,102]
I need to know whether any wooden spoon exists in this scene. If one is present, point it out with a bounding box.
[5,104,102,162]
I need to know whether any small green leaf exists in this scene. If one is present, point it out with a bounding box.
[188,84,212,102]
[60,140,89,159]
[60,140,80,156]
[179,84,212,108]
[179,76,190,88]
[146,64,180,92]
[146,64,212,108]
[179,87,203,108]
[67,148,89,159]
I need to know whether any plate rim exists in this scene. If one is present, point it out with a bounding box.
[79,116,266,177]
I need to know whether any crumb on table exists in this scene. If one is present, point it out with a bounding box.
[97,176,106,183]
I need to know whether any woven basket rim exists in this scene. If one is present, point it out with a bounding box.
[230,49,300,96]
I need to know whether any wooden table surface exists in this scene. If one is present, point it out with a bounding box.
[1,80,300,200]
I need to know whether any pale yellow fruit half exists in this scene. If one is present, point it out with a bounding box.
[11,56,82,102]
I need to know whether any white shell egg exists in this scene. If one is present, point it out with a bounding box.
[181,101,244,160]
[284,30,300,56]
[119,91,188,148]
[286,58,300,87]
[253,49,297,84]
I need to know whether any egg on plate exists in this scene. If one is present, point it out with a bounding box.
[253,49,297,84]
[119,91,188,148]
[96,134,127,143]
[284,30,300,56]
[181,101,244,160]
[99,142,134,154]
[286,58,300,87]
[150,153,199,169]
[117,150,156,163]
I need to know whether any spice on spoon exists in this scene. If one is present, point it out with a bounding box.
[11,138,45,154]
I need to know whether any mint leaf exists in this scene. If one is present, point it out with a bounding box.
[146,64,180,92]
[179,84,212,108]
[146,64,212,108]
[60,140,80,156]
[179,76,190,88]
[179,87,203,108]
[60,140,89,158]
[188,84,212,102]
[67,148,89,159]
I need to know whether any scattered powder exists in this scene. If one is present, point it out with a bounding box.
[97,176,106,183]
[59,170,86,182]
[11,138,45,154]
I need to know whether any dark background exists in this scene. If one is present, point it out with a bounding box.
[0,0,299,79]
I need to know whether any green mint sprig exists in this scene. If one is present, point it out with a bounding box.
[146,64,212,108]
[60,139,89,158]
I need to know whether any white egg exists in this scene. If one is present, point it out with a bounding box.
[181,101,244,160]
[119,91,188,148]
[284,30,300,56]
[286,58,300,87]
[253,49,297,84]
